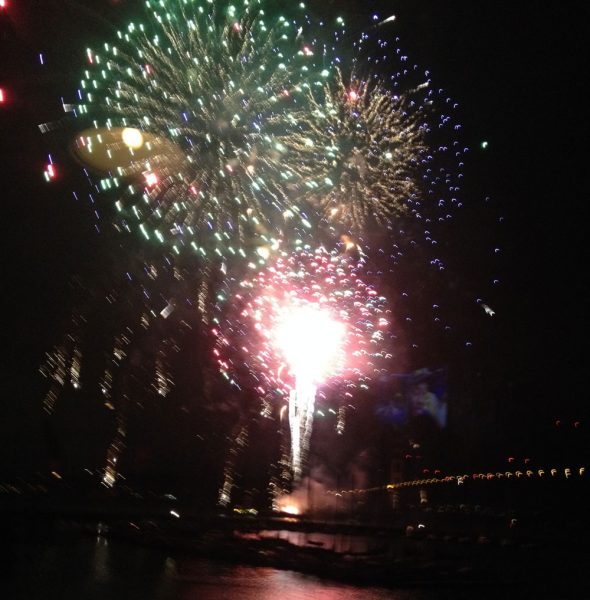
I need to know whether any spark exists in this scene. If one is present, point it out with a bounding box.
[378,15,397,26]
[481,303,495,316]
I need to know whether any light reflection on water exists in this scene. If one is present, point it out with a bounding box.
[175,560,404,600]
[5,532,506,600]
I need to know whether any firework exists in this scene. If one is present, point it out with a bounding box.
[278,68,427,231]
[72,0,339,260]
[64,2,469,265]
[214,245,392,479]
[37,1,500,496]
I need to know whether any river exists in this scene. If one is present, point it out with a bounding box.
[3,529,523,600]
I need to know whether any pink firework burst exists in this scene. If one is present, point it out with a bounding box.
[214,245,392,479]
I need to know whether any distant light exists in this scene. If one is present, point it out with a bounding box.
[0,88,5,103]
[347,90,358,102]
[122,127,144,149]
[0,1,6,9]
[39,53,44,65]
[170,510,180,518]
[481,141,489,149]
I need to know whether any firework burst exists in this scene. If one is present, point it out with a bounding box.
[214,245,392,479]
[279,68,427,231]
[72,0,334,259]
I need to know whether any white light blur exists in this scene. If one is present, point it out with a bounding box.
[274,306,345,383]
[273,306,346,480]
[379,15,396,25]
[122,127,144,149]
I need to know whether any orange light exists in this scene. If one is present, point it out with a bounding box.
[281,504,300,515]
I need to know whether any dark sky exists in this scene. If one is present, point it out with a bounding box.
[0,1,586,478]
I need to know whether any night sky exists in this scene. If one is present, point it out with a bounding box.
[1,1,586,482]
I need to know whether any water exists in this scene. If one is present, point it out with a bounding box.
[3,529,543,599]
[4,532,416,600]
